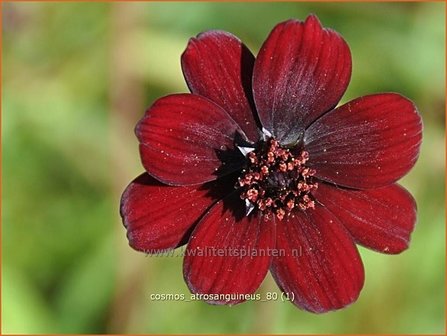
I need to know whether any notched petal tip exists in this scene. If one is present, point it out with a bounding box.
[305,92,423,189]
[273,14,322,30]
[253,14,352,144]
[181,29,259,141]
[305,13,321,24]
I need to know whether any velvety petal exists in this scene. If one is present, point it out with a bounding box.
[136,94,245,186]
[271,206,364,313]
[182,30,259,141]
[314,183,417,254]
[252,15,352,145]
[304,93,423,189]
[120,173,234,252]
[183,193,275,305]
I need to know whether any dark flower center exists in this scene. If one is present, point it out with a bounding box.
[236,138,318,220]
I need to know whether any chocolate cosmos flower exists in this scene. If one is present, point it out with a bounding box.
[120,15,422,313]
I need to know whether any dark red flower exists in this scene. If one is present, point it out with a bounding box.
[120,15,422,313]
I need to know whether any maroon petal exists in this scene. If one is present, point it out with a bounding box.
[253,15,351,144]
[315,183,417,254]
[271,206,364,313]
[183,193,274,305]
[120,173,233,252]
[305,93,423,189]
[182,31,259,141]
[136,94,244,186]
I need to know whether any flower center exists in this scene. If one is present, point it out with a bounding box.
[236,138,318,220]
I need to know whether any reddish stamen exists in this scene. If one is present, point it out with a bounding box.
[237,137,318,220]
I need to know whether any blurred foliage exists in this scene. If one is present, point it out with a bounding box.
[2,1,445,334]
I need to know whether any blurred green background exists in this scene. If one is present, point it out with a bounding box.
[2,1,445,334]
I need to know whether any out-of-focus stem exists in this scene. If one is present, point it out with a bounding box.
[253,274,277,333]
[108,3,147,333]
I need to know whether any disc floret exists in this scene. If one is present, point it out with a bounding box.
[237,138,318,220]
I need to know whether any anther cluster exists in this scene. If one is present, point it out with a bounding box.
[237,138,318,220]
